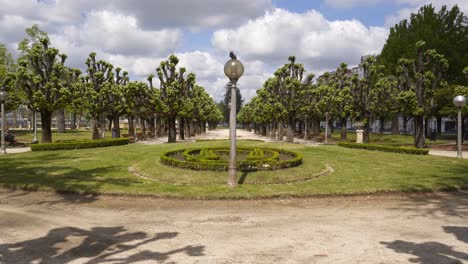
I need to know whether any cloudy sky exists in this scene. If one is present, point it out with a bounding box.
[0,0,466,102]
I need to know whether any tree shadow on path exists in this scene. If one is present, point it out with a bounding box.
[0,226,204,264]
[380,226,468,264]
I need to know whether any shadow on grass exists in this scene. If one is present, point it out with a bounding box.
[0,153,143,204]
[238,171,249,185]
[381,226,468,264]
[0,227,205,263]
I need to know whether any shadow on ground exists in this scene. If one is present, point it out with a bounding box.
[381,226,468,264]
[0,226,204,264]
[389,191,468,218]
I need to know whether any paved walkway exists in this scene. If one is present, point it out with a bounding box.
[0,190,467,264]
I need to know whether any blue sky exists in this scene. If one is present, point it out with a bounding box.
[0,0,466,101]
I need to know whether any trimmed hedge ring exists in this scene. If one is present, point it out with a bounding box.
[161,147,303,171]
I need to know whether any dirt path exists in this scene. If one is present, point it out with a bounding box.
[1,190,467,263]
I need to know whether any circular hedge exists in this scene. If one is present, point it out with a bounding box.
[160,147,302,172]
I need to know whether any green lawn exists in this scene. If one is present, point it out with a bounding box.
[0,140,466,199]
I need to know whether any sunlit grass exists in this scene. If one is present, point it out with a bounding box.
[0,140,466,198]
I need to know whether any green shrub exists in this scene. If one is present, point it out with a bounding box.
[338,142,429,155]
[31,138,130,151]
[160,147,302,171]
[246,148,264,160]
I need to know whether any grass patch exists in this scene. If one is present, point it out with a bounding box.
[0,140,467,199]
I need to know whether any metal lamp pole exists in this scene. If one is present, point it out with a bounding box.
[0,87,9,155]
[224,52,244,187]
[453,95,466,159]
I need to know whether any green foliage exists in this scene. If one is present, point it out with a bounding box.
[379,4,468,85]
[338,142,429,155]
[30,138,130,151]
[15,25,78,142]
[246,148,265,160]
[161,147,302,172]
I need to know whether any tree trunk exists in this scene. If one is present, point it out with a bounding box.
[287,116,295,143]
[298,120,304,138]
[129,116,135,137]
[340,117,347,140]
[424,117,429,138]
[92,118,100,140]
[277,120,284,141]
[112,116,120,138]
[414,115,426,148]
[403,115,409,135]
[56,109,66,133]
[391,114,399,135]
[107,117,112,132]
[270,121,277,140]
[99,115,106,139]
[436,117,442,135]
[167,115,177,143]
[147,117,155,138]
[363,122,370,144]
[40,110,53,143]
[178,118,185,140]
[71,113,77,130]
[156,117,163,137]
[379,117,385,134]
[305,119,311,140]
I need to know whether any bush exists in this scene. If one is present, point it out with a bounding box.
[160,147,302,172]
[246,148,264,160]
[338,142,429,155]
[31,138,130,151]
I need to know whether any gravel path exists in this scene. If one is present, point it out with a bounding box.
[0,190,467,263]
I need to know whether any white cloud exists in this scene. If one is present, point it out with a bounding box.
[324,0,383,8]
[60,11,181,56]
[212,8,388,75]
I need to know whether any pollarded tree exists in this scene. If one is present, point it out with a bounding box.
[329,63,354,140]
[16,26,72,143]
[272,56,313,143]
[84,52,115,139]
[102,67,128,138]
[154,55,196,143]
[351,56,398,143]
[397,41,448,148]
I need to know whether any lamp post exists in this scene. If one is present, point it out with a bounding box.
[0,87,9,155]
[224,52,244,187]
[453,95,466,158]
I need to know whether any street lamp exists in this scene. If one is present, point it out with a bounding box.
[0,87,9,155]
[453,95,466,158]
[224,51,244,187]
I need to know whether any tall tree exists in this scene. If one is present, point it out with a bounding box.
[16,25,72,143]
[84,52,115,139]
[379,4,467,86]
[397,41,448,148]
[154,55,195,143]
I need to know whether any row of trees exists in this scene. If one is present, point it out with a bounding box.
[1,25,222,143]
[238,5,467,148]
